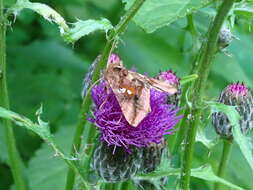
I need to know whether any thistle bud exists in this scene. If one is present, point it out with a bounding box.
[218,27,233,49]
[212,82,253,138]
[139,139,167,173]
[156,70,181,107]
[136,140,168,190]
[92,142,142,182]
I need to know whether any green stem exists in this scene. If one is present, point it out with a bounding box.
[213,139,233,190]
[105,184,114,190]
[64,1,146,189]
[0,1,27,190]
[180,1,235,190]
[120,181,130,190]
[170,109,190,154]
[169,14,200,154]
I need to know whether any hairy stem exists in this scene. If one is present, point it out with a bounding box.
[0,1,27,190]
[213,139,233,190]
[64,1,146,189]
[169,14,200,154]
[180,0,235,189]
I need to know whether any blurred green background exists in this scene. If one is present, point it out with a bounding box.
[0,0,253,190]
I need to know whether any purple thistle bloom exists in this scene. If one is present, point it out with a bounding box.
[108,53,121,64]
[226,82,249,97]
[157,70,180,86]
[156,70,181,107]
[89,81,182,151]
[212,82,253,137]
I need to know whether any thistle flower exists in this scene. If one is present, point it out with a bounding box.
[212,82,253,138]
[157,70,180,87]
[156,70,181,107]
[90,82,181,150]
[90,54,181,182]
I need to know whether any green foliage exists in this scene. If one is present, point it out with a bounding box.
[123,0,214,33]
[10,0,69,32]
[9,0,113,43]
[0,106,52,141]
[1,0,253,190]
[135,165,244,190]
[0,124,8,164]
[63,18,113,43]
[27,126,74,190]
[234,2,253,19]
[196,126,218,150]
[181,74,198,85]
[0,106,91,188]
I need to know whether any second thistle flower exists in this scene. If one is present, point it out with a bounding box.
[212,82,253,138]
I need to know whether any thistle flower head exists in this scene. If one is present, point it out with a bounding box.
[157,70,180,86]
[212,82,253,138]
[156,70,181,107]
[89,55,182,151]
[226,82,250,98]
[89,82,181,151]
[108,53,121,64]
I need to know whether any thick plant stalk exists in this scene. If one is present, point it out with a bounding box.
[169,15,202,154]
[0,1,27,190]
[213,139,233,190]
[180,0,235,190]
[64,0,146,189]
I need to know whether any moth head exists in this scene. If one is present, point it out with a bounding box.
[119,68,128,77]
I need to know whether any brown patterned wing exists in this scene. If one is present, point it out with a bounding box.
[128,71,178,95]
[146,77,178,94]
[116,86,151,127]
[105,64,177,127]
[105,64,151,127]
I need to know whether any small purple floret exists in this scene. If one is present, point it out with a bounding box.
[89,82,182,151]
[158,70,180,86]
[108,53,121,64]
[226,82,249,97]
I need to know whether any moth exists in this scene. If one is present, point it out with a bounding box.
[104,55,178,127]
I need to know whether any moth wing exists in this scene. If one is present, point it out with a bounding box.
[128,71,178,95]
[147,77,178,94]
[104,63,122,90]
[115,86,151,127]
[105,66,151,127]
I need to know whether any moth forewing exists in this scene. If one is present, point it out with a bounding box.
[116,87,151,127]
[147,77,178,94]
[127,71,178,95]
[104,61,178,127]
